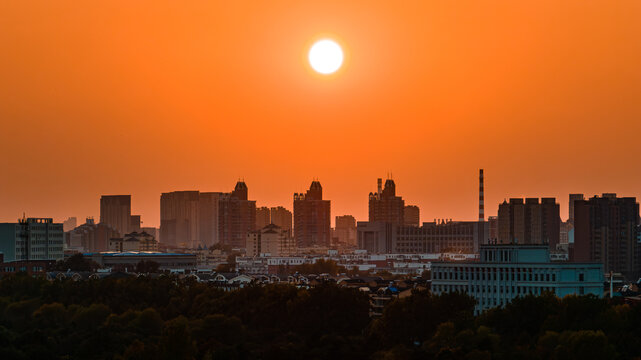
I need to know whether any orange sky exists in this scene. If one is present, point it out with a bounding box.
[1,1,640,227]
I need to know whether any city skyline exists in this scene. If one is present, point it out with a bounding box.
[2,174,640,228]
[1,1,640,228]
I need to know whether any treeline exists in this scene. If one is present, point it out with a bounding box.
[0,274,640,360]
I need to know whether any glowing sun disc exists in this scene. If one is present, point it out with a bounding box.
[308,39,343,74]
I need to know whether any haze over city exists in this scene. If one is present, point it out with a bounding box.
[2,1,640,227]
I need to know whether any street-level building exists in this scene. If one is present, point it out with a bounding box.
[431,244,603,314]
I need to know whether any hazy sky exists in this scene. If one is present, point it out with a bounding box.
[1,1,640,227]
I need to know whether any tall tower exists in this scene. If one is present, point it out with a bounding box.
[479,169,485,221]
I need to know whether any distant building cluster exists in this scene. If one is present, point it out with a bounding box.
[2,169,641,313]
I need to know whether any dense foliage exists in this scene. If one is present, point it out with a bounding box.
[0,274,639,359]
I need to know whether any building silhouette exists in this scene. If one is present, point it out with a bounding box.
[568,193,585,224]
[63,217,77,232]
[197,192,221,247]
[270,206,292,233]
[160,182,256,248]
[160,191,200,248]
[65,217,119,252]
[246,223,295,257]
[293,181,331,247]
[218,181,256,248]
[334,215,357,245]
[256,207,271,230]
[498,198,560,249]
[369,178,405,226]
[572,194,640,281]
[403,205,420,227]
[100,195,132,236]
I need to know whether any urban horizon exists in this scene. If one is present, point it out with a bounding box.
[3,172,638,228]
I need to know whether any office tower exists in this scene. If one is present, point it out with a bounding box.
[160,191,200,248]
[256,207,271,229]
[100,195,132,236]
[63,217,77,232]
[270,206,293,234]
[568,193,585,224]
[293,180,331,247]
[404,205,420,227]
[199,192,221,247]
[335,215,357,245]
[218,181,256,248]
[369,178,405,225]
[573,194,640,280]
[246,224,295,257]
[498,198,560,248]
[488,216,498,243]
[65,217,119,252]
[479,169,485,221]
[130,215,142,233]
[0,217,64,262]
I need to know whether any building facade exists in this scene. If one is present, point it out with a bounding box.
[100,195,132,236]
[432,244,603,314]
[358,220,488,254]
[160,191,200,248]
[218,181,256,248]
[0,217,64,262]
[334,215,357,246]
[256,207,271,230]
[572,194,640,281]
[498,198,560,248]
[369,178,405,226]
[294,181,331,247]
[403,205,420,227]
[66,217,120,252]
[246,224,295,257]
[270,206,293,233]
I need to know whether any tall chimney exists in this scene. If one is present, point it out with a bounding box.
[479,169,485,221]
[377,178,382,196]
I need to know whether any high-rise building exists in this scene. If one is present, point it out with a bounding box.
[63,217,77,232]
[160,182,256,249]
[100,195,132,236]
[130,215,142,233]
[198,192,221,247]
[246,224,295,257]
[369,178,405,225]
[294,181,331,247]
[256,207,271,229]
[498,198,560,248]
[488,216,498,243]
[270,206,292,234]
[0,217,64,262]
[572,194,640,281]
[568,193,585,224]
[218,181,256,248]
[334,215,357,245]
[403,205,420,227]
[160,191,200,248]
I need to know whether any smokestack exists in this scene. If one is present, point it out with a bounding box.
[377,178,382,196]
[479,169,485,221]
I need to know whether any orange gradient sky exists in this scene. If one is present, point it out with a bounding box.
[1,1,640,227]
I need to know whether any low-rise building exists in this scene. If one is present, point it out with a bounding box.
[431,244,603,314]
[84,252,197,270]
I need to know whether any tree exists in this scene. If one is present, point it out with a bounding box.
[51,254,100,272]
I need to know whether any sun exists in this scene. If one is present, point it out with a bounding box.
[308,39,344,75]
